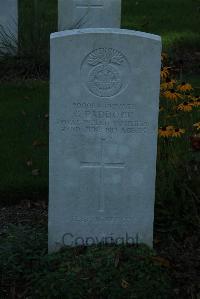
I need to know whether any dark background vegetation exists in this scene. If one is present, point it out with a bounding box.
[1,0,200,80]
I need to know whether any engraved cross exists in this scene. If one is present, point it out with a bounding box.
[80,139,125,213]
[75,0,104,9]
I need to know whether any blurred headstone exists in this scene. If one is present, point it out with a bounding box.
[58,0,121,30]
[0,0,18,55]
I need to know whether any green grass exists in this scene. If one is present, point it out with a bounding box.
[0,225,173,299]
[0,81,49,202]
[122,0,200,50]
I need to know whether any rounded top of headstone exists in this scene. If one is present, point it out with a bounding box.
[51,28,161,43]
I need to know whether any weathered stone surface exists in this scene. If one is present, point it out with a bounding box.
[49,28,161,252]
[58,0,121,30]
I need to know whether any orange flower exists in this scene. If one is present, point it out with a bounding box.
[193,122,200,130]
[177,82,193,92]
[163,89,182,101]
[191,97,200,107]
[158,126,174,137]
[177,102,193,112]
[161,67,171,81]
[160,78,176,90]
[171,128,185,138]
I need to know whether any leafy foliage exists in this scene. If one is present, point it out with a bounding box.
[0,0,57,80]
[154,54,200,240]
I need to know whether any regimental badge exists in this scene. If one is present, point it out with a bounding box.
[81,48,130,98]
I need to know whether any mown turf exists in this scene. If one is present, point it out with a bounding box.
[122,0,200,49]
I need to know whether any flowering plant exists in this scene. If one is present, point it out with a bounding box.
[159,53,199,148]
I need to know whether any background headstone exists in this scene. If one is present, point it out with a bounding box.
[49,28,161,252]
[58,0,121,30]
[0,0,18,54]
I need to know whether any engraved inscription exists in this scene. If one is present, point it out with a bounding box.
[80,139,125,212]
[57,101,149,135]
[81,48,130,97]
[70,216,134,223]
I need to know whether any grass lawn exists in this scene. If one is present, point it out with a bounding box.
[122,0,200,49]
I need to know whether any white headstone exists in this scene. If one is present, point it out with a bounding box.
[49,28,161,252]
[58,0,121,30]
[0,0,18,54]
